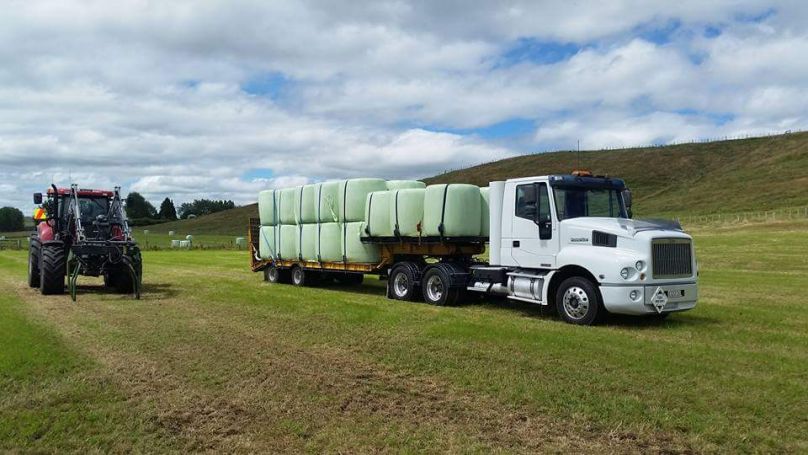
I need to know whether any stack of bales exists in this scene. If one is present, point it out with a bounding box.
[257,189,278,260]
[340,179,386,262]
[258,178,490,264]
[422,184,482,238]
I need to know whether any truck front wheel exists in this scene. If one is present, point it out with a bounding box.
[555,277,604,325]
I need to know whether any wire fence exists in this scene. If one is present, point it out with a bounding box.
[677,206,808,227]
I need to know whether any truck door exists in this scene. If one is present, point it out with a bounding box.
[511,182,558,268]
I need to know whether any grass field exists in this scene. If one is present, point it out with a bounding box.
[1,221,806,452]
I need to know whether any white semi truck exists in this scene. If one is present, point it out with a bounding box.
[249,173,698,325]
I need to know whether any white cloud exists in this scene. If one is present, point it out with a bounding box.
[0,0,806,214]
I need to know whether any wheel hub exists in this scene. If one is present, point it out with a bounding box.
[393,272,409,297]
[426,275,444,302]
[562,286,590,320]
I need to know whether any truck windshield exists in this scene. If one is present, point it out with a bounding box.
[553,186,627,220]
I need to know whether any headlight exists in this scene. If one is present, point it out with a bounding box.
[620,267,632,279]
[635,260,645,271]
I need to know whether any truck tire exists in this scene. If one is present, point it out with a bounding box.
[39,244,66,295]
[388,262,421,301]
[421,266,462,306]
[291,266,320,286]
[555,276,604,325]
[28,239,41,288]
[265,265,291,284]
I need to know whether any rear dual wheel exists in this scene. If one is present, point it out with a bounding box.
[264,265,291,284]
[421,266,462,306]
[291,266,322,287]
[388,262,421,301]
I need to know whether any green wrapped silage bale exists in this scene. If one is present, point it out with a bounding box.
[363,191,394,237]
[423,184,482,237]
[343,222,381,263]
[299,184,318,223]
[338,178,386,222]
[300,224,318,261]
[389,188,425,237]
[318,222,342,262]
[258,190,277,226]
[480,187,490,237]
[258,226,277,260]
[278,187,298,225]
[318,181,341,223]
[277,224,298,260]
[385,180,426,190]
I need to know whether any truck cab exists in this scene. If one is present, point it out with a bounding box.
[471,174,698,324]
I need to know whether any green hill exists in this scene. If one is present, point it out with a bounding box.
[144,131,808,235]
[426,131,808,218]
[143,204,258,236]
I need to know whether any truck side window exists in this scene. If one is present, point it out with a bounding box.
[538,184,551,223]
[515,184,537,220]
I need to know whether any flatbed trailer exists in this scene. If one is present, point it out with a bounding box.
[248,217,484,300]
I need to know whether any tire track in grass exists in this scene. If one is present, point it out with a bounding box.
[1,252,693,453]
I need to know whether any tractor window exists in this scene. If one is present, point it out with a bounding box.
[79,198,109,223]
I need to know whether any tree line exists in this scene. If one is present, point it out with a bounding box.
[0,193,237,231]
[125,192,237,226]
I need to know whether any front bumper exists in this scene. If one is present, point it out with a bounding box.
[599,281,698,316]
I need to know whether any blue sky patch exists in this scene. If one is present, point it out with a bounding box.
[635,18,682,45]
[498,38,581,66]
[242,72,289,99]
[243,168,275,181]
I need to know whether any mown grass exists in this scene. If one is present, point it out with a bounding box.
[0,257,175,452]
[0,221,806,452]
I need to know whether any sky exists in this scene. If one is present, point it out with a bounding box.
[1,0,807,213]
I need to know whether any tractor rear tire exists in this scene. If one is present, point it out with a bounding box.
[28,240,41,288]
[39,244,66,295]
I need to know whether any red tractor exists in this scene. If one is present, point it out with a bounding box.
[29,184,142,301]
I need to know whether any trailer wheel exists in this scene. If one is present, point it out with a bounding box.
[388,263,420,301]
[39,243,66,295]
[555,277,604,325]
[421,266,461,306]
[28,239,41,288]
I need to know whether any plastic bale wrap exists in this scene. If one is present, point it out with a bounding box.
[299,184,318,224]
[258,226,277,260]
[342,222,380,263]
[277,224,298,260]
[390,188,425,237]
[317,181,341,223]
[423,184,482,237]
[258,190,277,226]
[338,178,387,222]
[278,187,299,225]
[480,187,490,237]
[300,224,318,261]
[363,191,394,237]
[385,180,426,190]
[318,222,342,262]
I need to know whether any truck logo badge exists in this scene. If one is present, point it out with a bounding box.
[651,287,668,313]
[570,237,589,243]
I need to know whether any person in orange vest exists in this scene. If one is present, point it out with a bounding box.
[33,207,47,224]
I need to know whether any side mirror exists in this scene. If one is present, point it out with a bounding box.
[33,193,42,205]
[622,189,633,218]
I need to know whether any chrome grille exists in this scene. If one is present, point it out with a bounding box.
[652,238,693,278]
